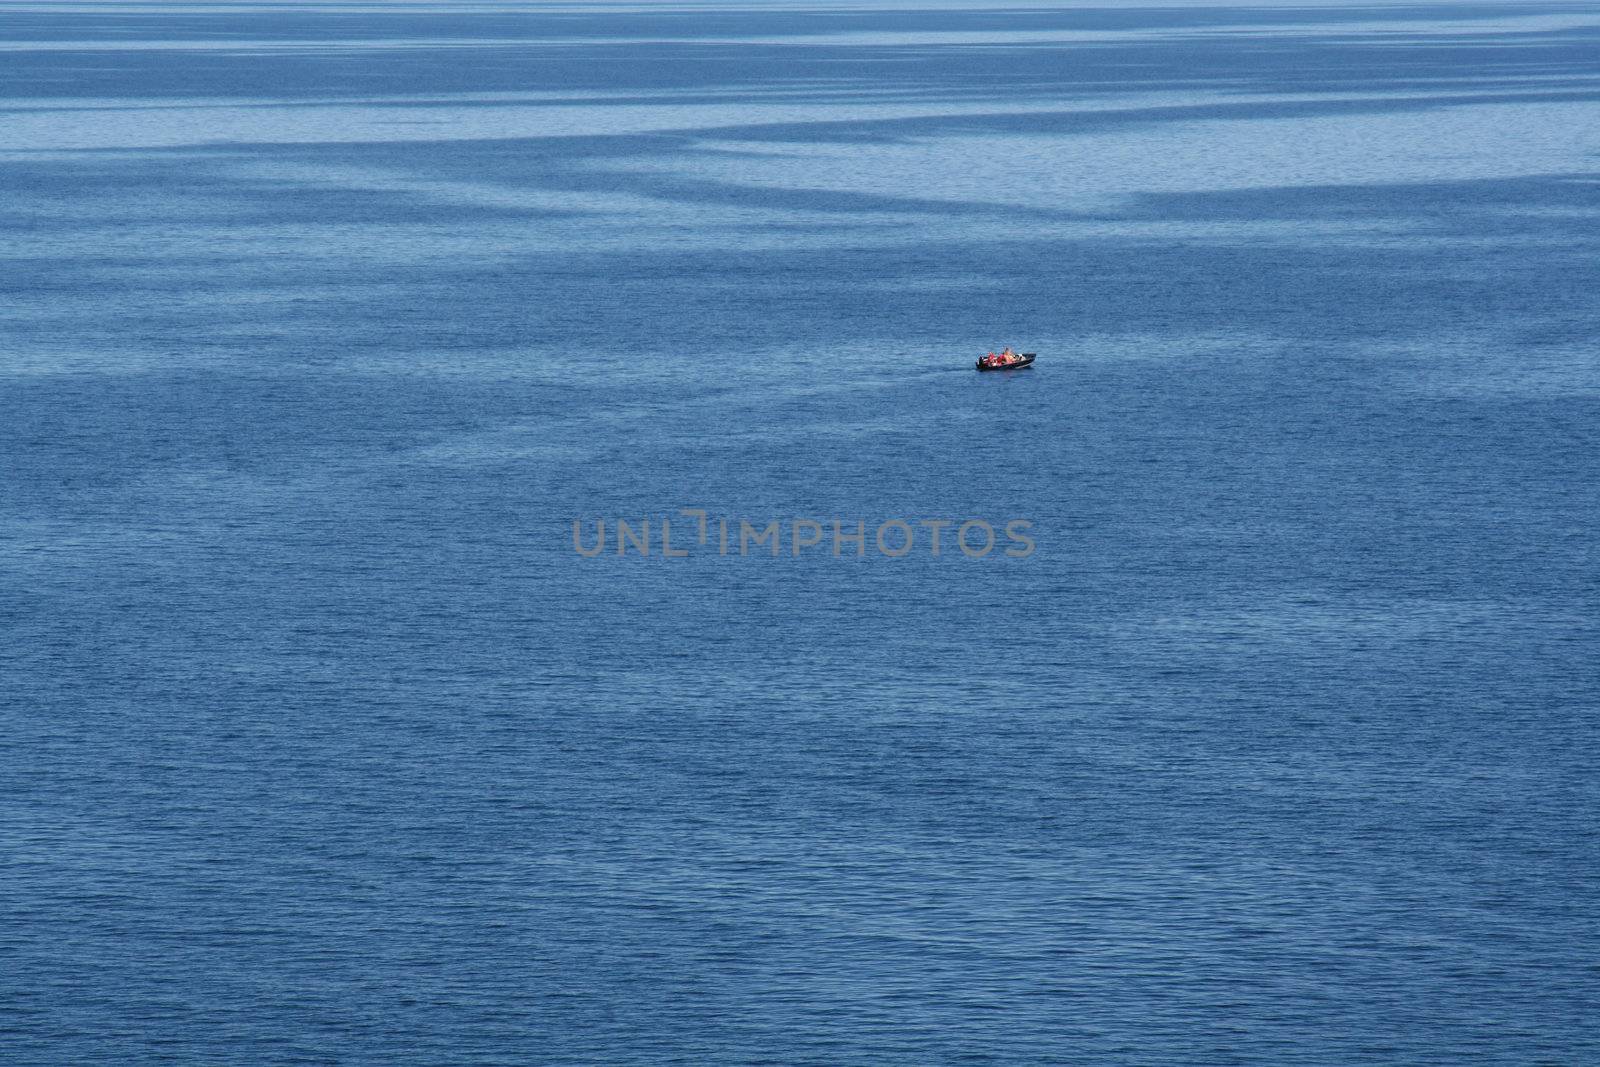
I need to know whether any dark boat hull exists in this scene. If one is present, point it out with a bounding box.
[975,353,1036,371]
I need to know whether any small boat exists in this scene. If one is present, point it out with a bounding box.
[975,352,1035,372]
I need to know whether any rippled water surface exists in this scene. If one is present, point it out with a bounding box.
[4,1,1599,1063]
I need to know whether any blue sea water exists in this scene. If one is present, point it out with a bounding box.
[3,1,1599,1063]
